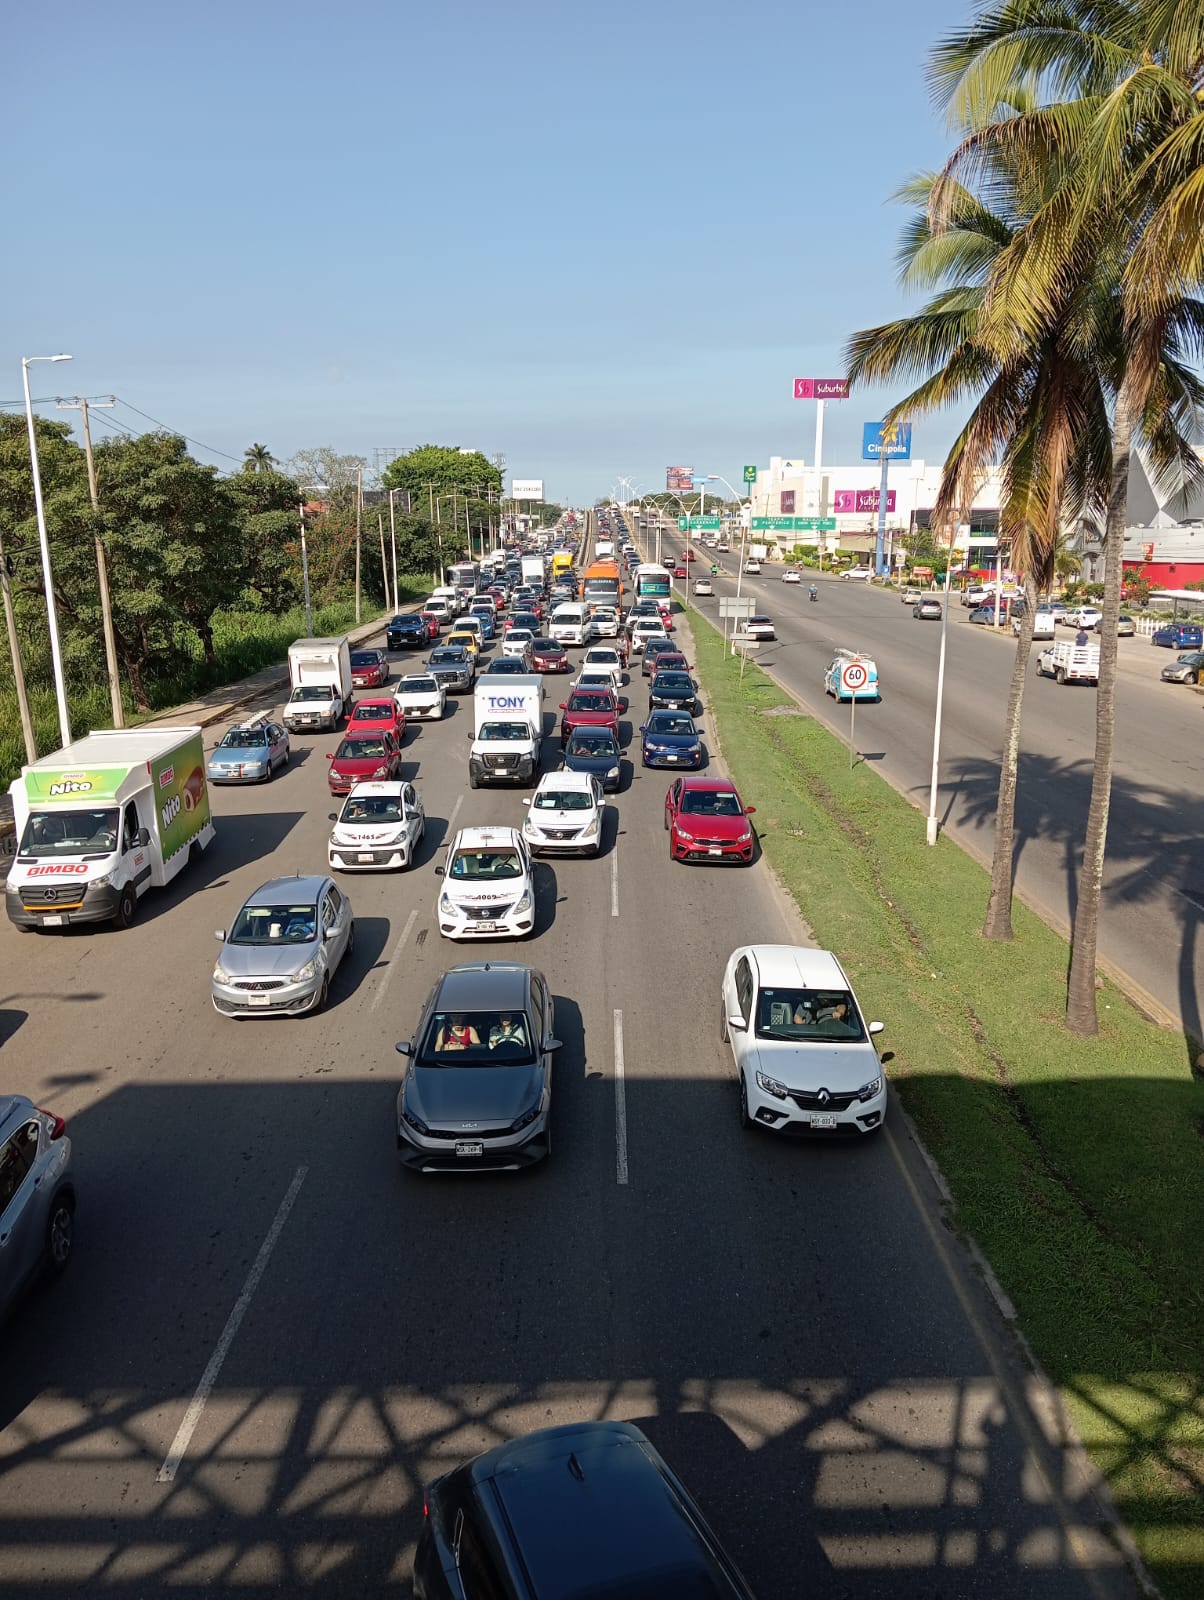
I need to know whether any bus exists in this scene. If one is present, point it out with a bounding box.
[579,559,624,613]
[634,563,672,604]
[447,561,480,595]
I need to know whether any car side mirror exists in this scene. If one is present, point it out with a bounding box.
[326,752,333,760]
[395,1040,412,1056]
[521,797,531,806]
[544,1036,563,1051]
[745,805,757,815]
[323,926,337,940]
[869,1021,885,1036]
[135,826,151,847]
[727,1014,746,1032]
[214,929,226,942]
[328,813,337,822]
[434,865,444,876]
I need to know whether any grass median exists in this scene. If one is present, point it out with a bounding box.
[688,607,1203,1600]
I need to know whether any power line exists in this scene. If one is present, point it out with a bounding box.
[112,397,244,463]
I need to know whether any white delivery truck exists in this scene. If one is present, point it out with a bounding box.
[520,555,546,589]
[468,676,544,788]
[1036,639,1101,685]
[5,727,215,931]
[282,637,352,733]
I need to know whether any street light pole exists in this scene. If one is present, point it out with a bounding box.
[297,503,313,635]
[22,353,73,748]
[926,536,957,845]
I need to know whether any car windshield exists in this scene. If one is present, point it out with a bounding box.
[449,848,523,880]
[401,676,439,692]
[351,652,378,667]
[508,630,534,644]
[531,637,559,651]
[586,652,618,665]
[430,650,464,665]
[534,789,593,810]
[218,727,268,748]
[229,903,317,945]
[654,673,692,691]
[680,789,742,817]
[569,694,612,711]
[479,722,529,741]
[755,988,866,1042]
[576,675,612,691]
[350,704,391,722]
[336,738,387,759]
[291,685,332,702]
[19,807,120,857]
[417,1011,537,1067]
[567,734,618,759]
[341,795,403,822]
[648,714,695,736]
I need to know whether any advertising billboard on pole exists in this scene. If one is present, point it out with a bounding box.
[666,466,694,494]
[861,422,912,460]
[510,479,544,501]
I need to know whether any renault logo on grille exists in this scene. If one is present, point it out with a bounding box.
[817,1088,830,1105]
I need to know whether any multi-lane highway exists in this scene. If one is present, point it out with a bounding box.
[692,558,1204,1032]
[0,596,1142,1598]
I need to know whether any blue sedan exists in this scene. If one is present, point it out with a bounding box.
[206,716,290,783]
[562,729,622,793]
[639,710,703,769]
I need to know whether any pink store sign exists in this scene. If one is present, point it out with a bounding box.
[835,489,896,514]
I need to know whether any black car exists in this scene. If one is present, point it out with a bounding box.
[483,656,534,676]
[640,709,704,769]
[414,1421,756,1599]
[561,729,622,793]
[395,962,557,1173]
[385,613,428,649]
[649,669,699,713]
[426,645,475,692]
[641,636,679,677]
[509,609,542,634]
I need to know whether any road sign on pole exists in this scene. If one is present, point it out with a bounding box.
[840,660,869,696]
[718,597,755,618]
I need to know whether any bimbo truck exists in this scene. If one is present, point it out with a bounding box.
[5,728,215,931]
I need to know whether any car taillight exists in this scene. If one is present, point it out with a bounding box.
[38,1109,66,1140]
[423,1498,429,1519]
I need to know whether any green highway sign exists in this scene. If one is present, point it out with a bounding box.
[743,464,757,483]
[677,515,722,531]
[751,516,837,532]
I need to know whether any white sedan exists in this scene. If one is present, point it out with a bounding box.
[781,568,801,583]
[502,628,536,659]
[521,770,604,856]
[580,646,625,689]
[328,781,426,872]
[721,944,887,1136]
[745,614,776,640]
[393,673,446,721]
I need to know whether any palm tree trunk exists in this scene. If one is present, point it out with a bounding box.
[982,599,1037,939]
[1065,384,1132,1034]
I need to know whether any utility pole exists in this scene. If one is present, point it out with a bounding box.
[388,489,399,613]
[298,503,313,635]
[0,530,37,763]
[354,466,363,624]
[378,512,388,607]
[57,396,123,725]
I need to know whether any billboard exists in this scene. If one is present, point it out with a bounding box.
[780,490,796,514]
[666,465,694,494]
[862,422,912,460]
[794,378,850,400]
[510,479,544,501]
[834,489,897,514]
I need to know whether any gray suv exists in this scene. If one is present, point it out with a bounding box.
[212,874,355,1017]
[0,1095,75,1323]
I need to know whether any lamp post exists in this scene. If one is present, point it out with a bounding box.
[925,529,959,845]
[22,353,73,748]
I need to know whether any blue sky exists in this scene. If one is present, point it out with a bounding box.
[6,0,968,502]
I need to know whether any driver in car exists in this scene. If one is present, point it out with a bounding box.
[489,1015,526,1049]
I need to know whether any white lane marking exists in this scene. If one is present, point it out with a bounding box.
[447,793,464,832]
[369,907,418,1014]
[157,1165,307,1483]
[613,1008,629,1185]
[610,846,619,917]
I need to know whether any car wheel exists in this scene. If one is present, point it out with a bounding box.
[114,885,137,929]
[738,1075,752,1130]
[312,975,330,1015]
[46,1192,74,1273]
[1056,667,1067,685]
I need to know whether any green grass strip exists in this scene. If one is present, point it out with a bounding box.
[690,609,1204,1600]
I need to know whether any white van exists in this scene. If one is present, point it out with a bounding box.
[549,604,593,646]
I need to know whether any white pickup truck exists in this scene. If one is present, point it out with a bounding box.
[1036,639,1101,685]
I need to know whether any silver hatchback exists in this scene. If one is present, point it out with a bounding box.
[0,1095,75,1323]
[212,874,355,1017]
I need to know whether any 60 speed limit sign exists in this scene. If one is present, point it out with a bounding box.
[840,660,869,695]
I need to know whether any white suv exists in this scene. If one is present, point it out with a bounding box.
[437,827,535,940]
[629,617,669,654]
[721,944,887,1136]
[521,770,604,856]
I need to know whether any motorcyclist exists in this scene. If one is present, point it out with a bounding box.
[809,584,818,601]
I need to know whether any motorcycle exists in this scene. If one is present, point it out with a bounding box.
[809,586,818,602]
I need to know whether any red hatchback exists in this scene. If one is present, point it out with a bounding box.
[559,688,620,746]
[664,776,756,865]
[327,730,403,795]
[530,636,570,673]
[346,696,405,744]
[418,612,441,640]
[351,648,390,689]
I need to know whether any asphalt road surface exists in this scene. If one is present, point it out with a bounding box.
[690,558,1204,1033]
[0,612,1140,1599]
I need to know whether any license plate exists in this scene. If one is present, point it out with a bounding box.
[665,754,679,761]
[455,1141,484,1158]
[810,1114,837,1130]
[42,913,64,926]
[247,993,271,1008]
[358,852,376,862]
[708,847,722,856]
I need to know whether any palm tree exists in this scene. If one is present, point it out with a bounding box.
[846,131,1116,944]
[927,0,1204,1030]
[243,443,275,475]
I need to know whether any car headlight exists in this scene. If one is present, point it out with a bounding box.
[509,1099,542,1134]
[581,814,599,833]
[372,765,389,777]
[439,892,454,913]
[735,827,753,843]
[674,823,695,840]
[607,766,619,779]
[756,1071,789,1101]
[402,1104,430,1136]
[513,890,533,914]
[89,873,113,890]
[213,962,232,983]
[295,959,318,982]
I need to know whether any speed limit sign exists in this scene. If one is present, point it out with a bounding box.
[840,660,869,695]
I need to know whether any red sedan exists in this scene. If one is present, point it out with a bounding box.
[346,696,406,744]
[350,648,390,689]
[673,564,688,579]
[530,636,571,673]
[664,776,756,865]
[326,730,403,795]
[418,612,441,639]
[558,688,620,746]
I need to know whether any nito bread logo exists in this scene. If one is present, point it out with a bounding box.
[158,764,175,789]
[48,773,92,797]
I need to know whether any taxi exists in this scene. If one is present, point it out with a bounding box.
[445,628,481,657]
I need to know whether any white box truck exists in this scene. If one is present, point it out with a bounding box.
[468,676,544,788]
[1036,639,1101,685]
[282,637,352,732]
[520,555,546,589]
[5,727,215,931]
